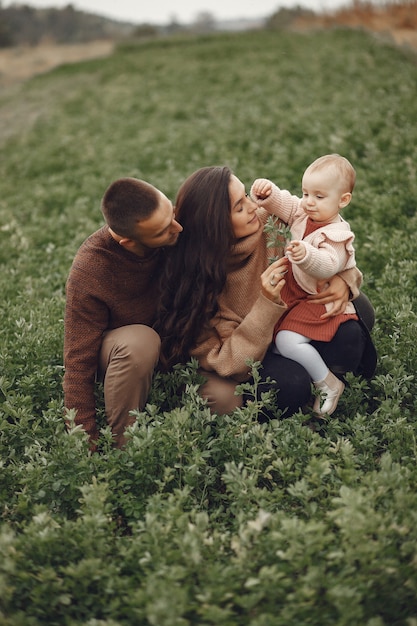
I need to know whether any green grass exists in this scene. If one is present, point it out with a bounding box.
[1,28,417,625]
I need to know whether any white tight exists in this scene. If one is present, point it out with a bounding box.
[274,330,329,383]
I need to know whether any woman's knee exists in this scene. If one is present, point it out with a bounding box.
[312,320,365,375]
[198,370,243,415]
[260,352,312,416]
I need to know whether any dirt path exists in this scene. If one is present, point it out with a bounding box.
[389,28,417,50]
[0,40,114,88]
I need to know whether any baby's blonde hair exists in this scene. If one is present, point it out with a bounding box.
[305,153,356,193]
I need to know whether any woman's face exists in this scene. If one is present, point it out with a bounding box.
[229,175,260,239]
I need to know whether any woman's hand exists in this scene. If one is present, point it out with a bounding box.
[261,257,288,304]
[308,274,349,318]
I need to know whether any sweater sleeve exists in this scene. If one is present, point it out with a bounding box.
[293,238,355,280]
[63,265,109,445]
[338,265,363,299]
[191,294,287,382]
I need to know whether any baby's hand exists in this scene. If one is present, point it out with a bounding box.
[286,240,306,261]
[251,178,273,202]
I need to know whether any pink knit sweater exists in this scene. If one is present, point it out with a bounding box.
[250,182,359,315]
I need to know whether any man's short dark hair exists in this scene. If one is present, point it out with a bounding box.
[101,177,159,237]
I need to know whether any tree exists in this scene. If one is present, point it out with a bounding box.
[192,11,216,33]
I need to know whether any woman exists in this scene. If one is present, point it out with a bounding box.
[156,166,376,417]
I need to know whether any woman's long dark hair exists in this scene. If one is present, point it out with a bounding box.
[156,166,234,369]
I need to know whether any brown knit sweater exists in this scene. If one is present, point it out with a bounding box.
[63,225,163,442]
[191,209,362,382]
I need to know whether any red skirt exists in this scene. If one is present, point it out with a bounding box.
[274,268,357,342]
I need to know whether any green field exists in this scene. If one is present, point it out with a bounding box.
[1,28,417,624]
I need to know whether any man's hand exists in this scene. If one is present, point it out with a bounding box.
[308,275,349,318]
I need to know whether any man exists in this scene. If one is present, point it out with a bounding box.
[63,177,182,449]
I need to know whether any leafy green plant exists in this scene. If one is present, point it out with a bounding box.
[0,25,417,626]
[264,215,293,264]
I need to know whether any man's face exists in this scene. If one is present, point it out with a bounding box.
[132,191,183,255]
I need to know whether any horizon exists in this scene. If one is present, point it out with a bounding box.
[1,0,350,25]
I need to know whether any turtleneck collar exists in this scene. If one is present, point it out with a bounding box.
[228,218,264,270]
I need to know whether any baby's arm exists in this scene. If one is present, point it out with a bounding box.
[250,179,300,224]
[290,238,354,280]
[286,240,305,262]
[251,178,273,201]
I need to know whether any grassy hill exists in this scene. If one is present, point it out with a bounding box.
[1,29,417,624]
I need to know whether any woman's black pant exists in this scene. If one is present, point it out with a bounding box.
[253,320,366,417]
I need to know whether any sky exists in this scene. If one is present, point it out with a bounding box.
[3,0,350,25]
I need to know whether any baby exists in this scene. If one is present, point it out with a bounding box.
[251,154,359,416]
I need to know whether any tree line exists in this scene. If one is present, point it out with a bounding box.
[0,0,413,49]
[0,3,134,47]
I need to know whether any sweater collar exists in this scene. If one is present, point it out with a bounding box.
[228,219,264,270]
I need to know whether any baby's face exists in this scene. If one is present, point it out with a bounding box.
[301,168,350,223]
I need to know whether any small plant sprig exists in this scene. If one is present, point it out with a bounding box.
[264,215,293,265]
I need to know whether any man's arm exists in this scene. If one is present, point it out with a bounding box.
[63,267,109,447]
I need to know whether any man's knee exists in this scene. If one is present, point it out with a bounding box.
[126,325,161,369]
[100,325,161,375]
